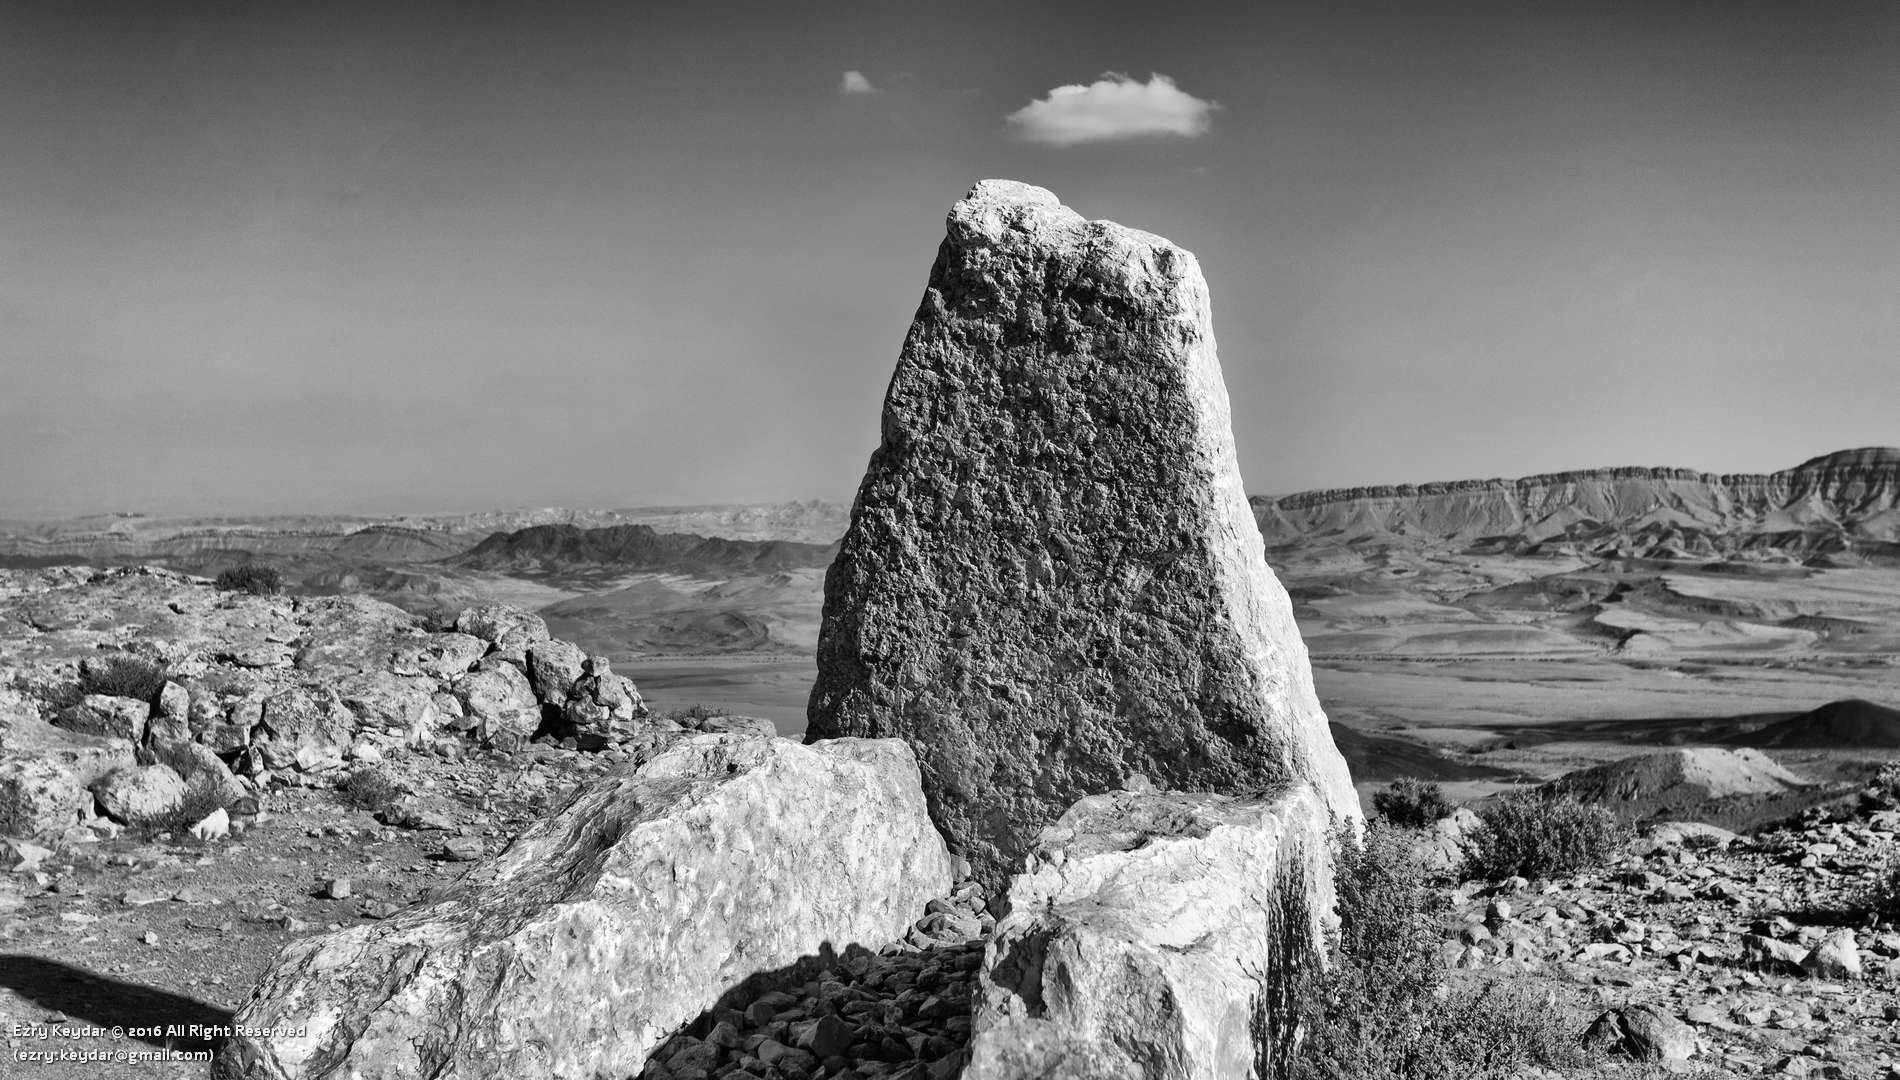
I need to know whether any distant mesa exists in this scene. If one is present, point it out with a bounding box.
[1253,445,1900,566]
[1733,698,1900,749]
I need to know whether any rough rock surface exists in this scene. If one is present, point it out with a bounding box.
[806,179,1359,888]
[0,567,652,839]
[92,763,187,823]
[967,784,1333,1080]
[221,734,956,1080]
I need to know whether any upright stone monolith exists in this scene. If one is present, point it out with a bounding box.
[806,180,1359,890]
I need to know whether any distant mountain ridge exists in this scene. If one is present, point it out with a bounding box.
[1253,448,1900,565]
[453,524,838,576]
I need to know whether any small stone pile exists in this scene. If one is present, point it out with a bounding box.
[640,880,994,1080]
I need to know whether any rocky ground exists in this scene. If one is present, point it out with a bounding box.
[5,566,1900,1079]
[1440,807,1900,1078]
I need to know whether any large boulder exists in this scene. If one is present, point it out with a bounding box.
[526,639,588,702]
[252,688,356,773]
[967,785,1335,1080]
[453,665,541,740]
[0,691,137,838]
[57,694,149,742]
[93,763,188,824]
[389,633,488,682]
[453,603,550,652]
[220,734,956,1080]
[806,179,1359,888]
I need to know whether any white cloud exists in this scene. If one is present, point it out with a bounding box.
[839,70,877,95]
[1005,73,1217,147]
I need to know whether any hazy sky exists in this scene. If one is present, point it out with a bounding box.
[4,1,1897,516]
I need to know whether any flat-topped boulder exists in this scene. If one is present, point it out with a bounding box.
[806,179,1358,889]
[218,733,956,1080]
[967,784,1335,1079]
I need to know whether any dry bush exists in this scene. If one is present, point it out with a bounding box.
[1862,854,1900,925]
[127,779,229,842]
[78,653,168,703]
[1374,778,1454,829]
[215,563,284,596]
[337,766,408,812]
[1464,791,1628,882]
[666,703,731,724]
[1282,820,1584,1080]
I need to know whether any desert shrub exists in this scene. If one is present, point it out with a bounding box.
[1374,778,1454,829]
[1866,760,1900,810]
[78,653,168,703]
[1861,854,1900,925]
[216,563,284,596]
[665,703,730,723]
[1680,831,1723,853]
[1463,791,1628,882]
[337,767,407,812]
[1282,820,1582,1080]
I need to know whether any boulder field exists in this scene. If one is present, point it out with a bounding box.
[0,566,650,840]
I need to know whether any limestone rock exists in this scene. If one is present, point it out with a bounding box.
[454,665,541,739]
[1416,806,1482,873]
[968,784,1333,1080]
[453,603,550,650]
[58,694,150,742]
[222,734,955,1080]
[806,179,1359,888]
[527,639,587,701]
[1802,930,1861,980]
[151,738,246,807]
[334,672,437,743]
[93,763,188,824]
[252,688,355,773]
[390,633,488,681]
[0,709,136,838]
[1583,1004,1697,1061]
[0,758,87,838]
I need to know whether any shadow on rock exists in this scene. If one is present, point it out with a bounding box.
[0,954,231,1052]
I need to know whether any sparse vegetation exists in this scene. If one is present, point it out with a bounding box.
[1680,831,1723,854]
[1373,778,1454,829]
[1865,759,1900,810]
[78,652,168,703]
[216,563,285,596]
[1463,791,1628,882]
[1283,820,1583,1080]
[338,766,407,812]
[1861,854,1900,925]
[128,779,229,843]
[666,703,731,723]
